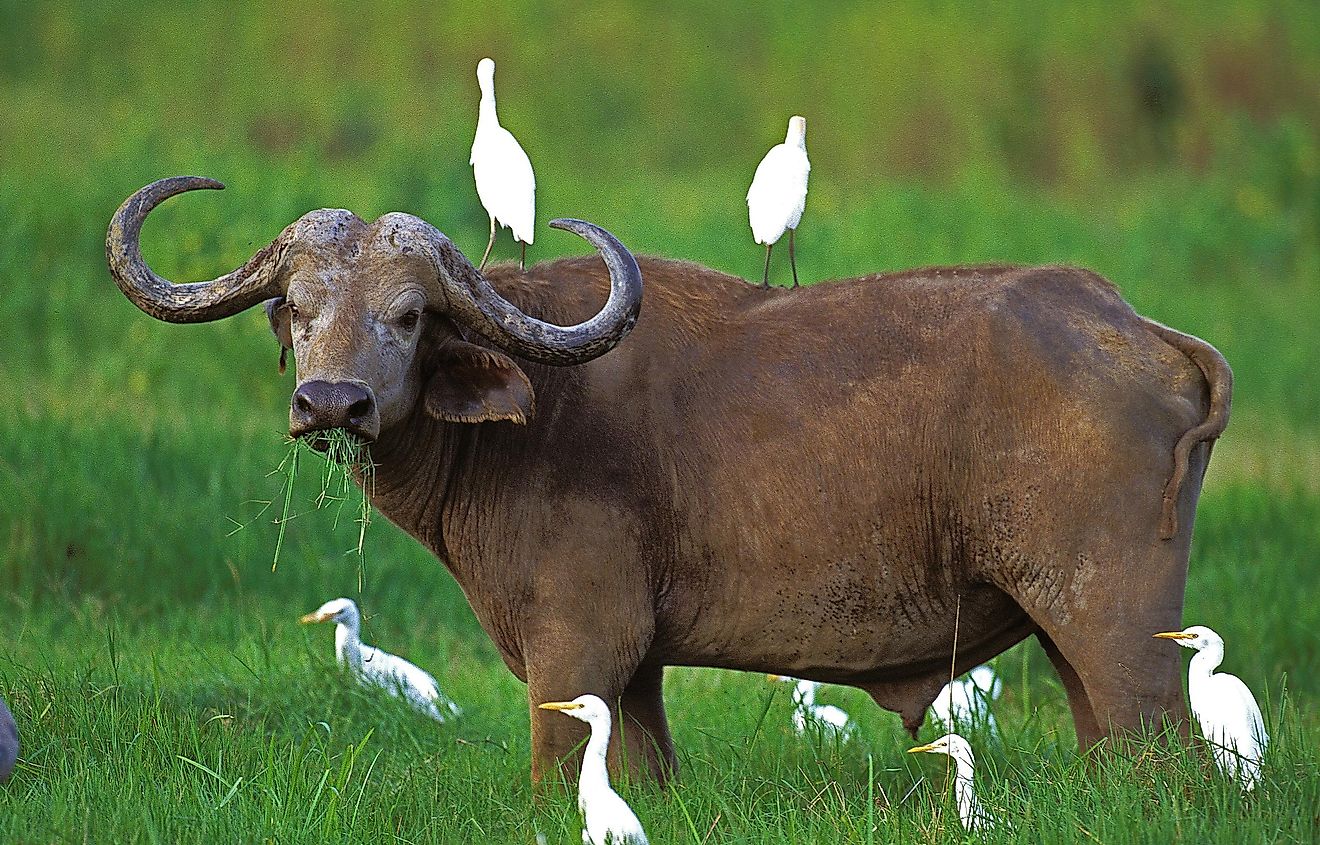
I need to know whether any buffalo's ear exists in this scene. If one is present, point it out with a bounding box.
[264,297,293,374]
[264,297,293,348]
[424,339,535,424]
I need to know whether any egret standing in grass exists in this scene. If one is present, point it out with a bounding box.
[931,665,1002,736]
[1154,625,1268,791]
[909,733,998,834]
[0,695,17,783]
[539,695,648,845]
[747,115,810,289]
[471,57,535,271]
[300,598,461,723]
[768,675,855,741]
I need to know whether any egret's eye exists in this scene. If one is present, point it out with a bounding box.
[398,310,421,332]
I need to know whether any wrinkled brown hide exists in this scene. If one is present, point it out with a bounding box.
[364,259,1228,785]
[108,185,1230,787]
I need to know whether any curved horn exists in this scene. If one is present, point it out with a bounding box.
[415,217,643,366]
[107,176,291,323]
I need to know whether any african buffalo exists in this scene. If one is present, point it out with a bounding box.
[108,176,1230,785]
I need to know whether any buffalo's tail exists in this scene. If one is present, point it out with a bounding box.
[1141,317,1233,540]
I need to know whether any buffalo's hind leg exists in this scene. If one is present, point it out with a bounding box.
[1008,546,1190,748]
[1038,631,1103,749]
[612,662,677,786]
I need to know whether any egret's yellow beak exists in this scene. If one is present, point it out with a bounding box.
[908,742,938,754]
[1152,631,1196,640]
[538,701,585,711]
[767,674,786,682]
[300,611,331,624]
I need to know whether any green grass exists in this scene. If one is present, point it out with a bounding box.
[264,430,375,580]
[2,0,1319,842]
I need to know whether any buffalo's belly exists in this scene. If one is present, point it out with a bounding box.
[658,568,1025,684]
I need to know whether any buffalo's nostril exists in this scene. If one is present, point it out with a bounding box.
[347,396,373,421]
[293,391,315,414]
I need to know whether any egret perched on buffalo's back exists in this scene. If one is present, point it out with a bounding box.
[471,57,536,271]
[931,664,1002,736]
[747,115,810,288]
[539,695,648,845]
[1154,625,1268,791]
[300,598,461,723]
[909,733,998,833]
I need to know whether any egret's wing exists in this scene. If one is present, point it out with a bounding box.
[937,679,975,726]
[818,704,851,729]
[747,144,809,244]
[930,682,955,724]
[356,645,402,691]
[1228,674,1268,748]
[1197,675,1264,748]
[472,128,536,243]
[355,643,387,680]
[1213,674,1267,755]
[600,790,648,845]
[1195,673,1267,787]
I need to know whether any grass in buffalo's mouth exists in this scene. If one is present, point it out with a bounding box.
[269,429,375,583]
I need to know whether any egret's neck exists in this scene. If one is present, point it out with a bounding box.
[478,87,499,126]
[785,122,806,149]
[578,716,614,798]
[1189,644,1224,680]
[950,759,982,825]
[335,622,363,671]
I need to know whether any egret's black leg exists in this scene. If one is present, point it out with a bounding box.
[789,229,799,289]
[479,217,497,271]
[520,241,526,272]
[761,243,772,289]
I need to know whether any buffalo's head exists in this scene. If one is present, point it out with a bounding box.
[107,177,642,442]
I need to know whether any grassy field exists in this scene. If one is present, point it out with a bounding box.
[2,1,1319,842]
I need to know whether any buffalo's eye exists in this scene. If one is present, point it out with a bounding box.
[286,302,300,320]
[398,310,421,332]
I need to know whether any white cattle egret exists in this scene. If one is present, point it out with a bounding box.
[0,695,17,783]
[470,57,536,271]
[747,115,810,288]
[931,665,1002,736]
[300,598,461,723]
[768,675,855,741]
[538,695,648,845]
[909,733,997,833]
[1154,625,1268,790]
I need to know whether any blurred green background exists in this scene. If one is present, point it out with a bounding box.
[1,1,1318,841]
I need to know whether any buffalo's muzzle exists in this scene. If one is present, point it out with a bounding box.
[289,380,379,441]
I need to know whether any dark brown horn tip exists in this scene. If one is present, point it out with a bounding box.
[109,177,226,238]
[548,218,597,237]
[139,175,226,200]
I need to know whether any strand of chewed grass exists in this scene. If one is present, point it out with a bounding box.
[271,430,375,587]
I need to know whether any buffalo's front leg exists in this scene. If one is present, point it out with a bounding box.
[523,619,654,788]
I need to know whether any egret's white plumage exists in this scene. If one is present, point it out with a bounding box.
[931,665,1002,736]
[470,57,535,270]
[1154,625,1268,791]
[747,115,810,288]
[909,733,998,833]
[538,695,648,845]
[300,598,461,723]
[769,676,856,741]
